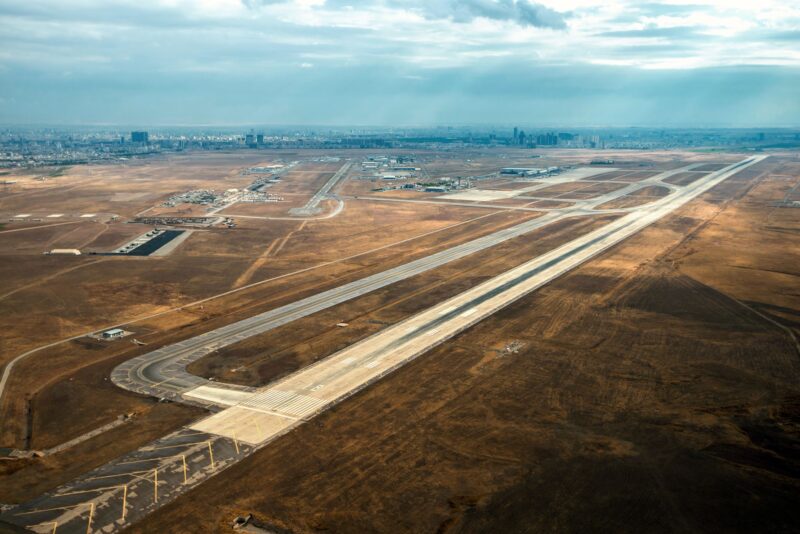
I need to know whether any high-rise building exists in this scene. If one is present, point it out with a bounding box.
[256,134,264,145]
[513,127,518,143]
[536,132,558,146]
[131,131,149,143]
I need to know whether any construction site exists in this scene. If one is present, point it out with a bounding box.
[0,148,798,533]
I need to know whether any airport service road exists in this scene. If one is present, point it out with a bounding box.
[190,156,765,445]
[110,161,728,404]
[1,157,764,534]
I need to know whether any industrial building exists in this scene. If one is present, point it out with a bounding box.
[500,167,546,176]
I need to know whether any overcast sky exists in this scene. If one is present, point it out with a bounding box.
[1,0,799,127]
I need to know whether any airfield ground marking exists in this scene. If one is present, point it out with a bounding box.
[32,521,57,534]
[150,377,173,389]
[14,504,85,516]
[53,482,129,521]
[54,485,126,498]
[79,470,164,505]
[15,502,94,534]
[121,484,128,521]
[118,456,173,465]
[232,432,240,455]
[83,470,153,482]
[207,441,215,469]
[86,502,94,534]
[117,454,189,484]
[141,441,208,451]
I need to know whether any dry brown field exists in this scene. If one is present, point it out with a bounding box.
[615,170,663,182]
[1,148,556,497]
[664,171,710,186]
[188,214,619,387]
[596,185,672,210]
[2,150,798,534]
[127,154,800,533]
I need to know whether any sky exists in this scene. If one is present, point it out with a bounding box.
[0,0,799,127]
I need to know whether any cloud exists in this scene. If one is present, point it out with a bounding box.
[0,0,798,125]
[416,0,567,29]
[761,30,800,42]
[597,26,704,39]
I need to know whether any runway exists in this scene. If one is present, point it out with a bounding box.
[288,160,352,216]
[110,160,747,404]
[190,156,765,445]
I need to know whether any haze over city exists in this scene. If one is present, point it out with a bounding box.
[1,0,799,126]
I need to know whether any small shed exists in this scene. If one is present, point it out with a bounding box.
[102,328,125,339]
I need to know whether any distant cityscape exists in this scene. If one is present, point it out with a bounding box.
[1,125,799,168]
